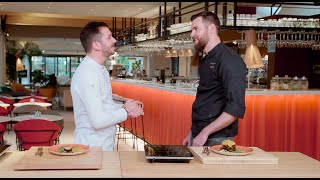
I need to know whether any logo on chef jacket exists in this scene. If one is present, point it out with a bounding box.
[209,62,216,69]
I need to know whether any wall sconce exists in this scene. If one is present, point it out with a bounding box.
[244,30,264,89]
[16,57,25,71]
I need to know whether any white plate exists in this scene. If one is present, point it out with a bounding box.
[210,145,253,156]
[48,144,89,156]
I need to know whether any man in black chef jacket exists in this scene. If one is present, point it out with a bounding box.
[183,11,246,147]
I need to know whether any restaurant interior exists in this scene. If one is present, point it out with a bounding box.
[0,1,319,178]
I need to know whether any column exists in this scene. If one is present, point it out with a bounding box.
[0,30,6,85]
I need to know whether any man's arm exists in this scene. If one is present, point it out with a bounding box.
[191,112,237,146]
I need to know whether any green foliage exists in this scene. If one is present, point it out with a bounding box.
[117,56,129,70]
[5,41,43,83]
[132,60,142,71]
[46,74,58,88]
[18,41,42,59]
[32,70,57,88]
[32,70,47,87]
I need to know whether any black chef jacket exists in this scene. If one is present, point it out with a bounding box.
[191,42,246,139]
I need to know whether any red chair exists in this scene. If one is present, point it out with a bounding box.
[18,97,47,103]
[0,106,9,116]
[0,97,14,114]
[0,123,5,144]
[0,121,8,135]
[13,119,61,151]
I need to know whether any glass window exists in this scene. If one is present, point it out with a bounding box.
[70,56,81,78]
[28,55,84,82]
[31,56,45,72]
[45,57,56,75]
[57,57,68,76]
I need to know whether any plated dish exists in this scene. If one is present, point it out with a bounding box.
[210,145,253,156]
[48,144,89,156]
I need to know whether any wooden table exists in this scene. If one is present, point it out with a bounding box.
[0,116,11,123]
[0,150,319,178]
[12,115,63,122]
[119,151,320,178]
[13,102,52,107]
[0,151,122,178]
[15,96,48,100]
[0,115,63,123]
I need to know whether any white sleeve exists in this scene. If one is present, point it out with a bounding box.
[75,70,127,130]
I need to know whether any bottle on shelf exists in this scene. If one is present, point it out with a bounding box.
[282,75,292,90]
[300,76,309,90]
[291,76,301,90]
[270,75,280,90]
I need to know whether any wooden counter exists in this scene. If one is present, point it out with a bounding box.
[0,151,122,178]
[1,150,319,178]
[119,151,320,178]
[111,80,320,161]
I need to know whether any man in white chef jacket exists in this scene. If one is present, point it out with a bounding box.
[71,21,144,151]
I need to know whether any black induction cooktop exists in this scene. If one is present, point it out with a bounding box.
[144,144,194,163]
[0,144,11,157]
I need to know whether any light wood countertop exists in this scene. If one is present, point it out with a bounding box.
[0,150,319,178]
[119,151,320,178]
[0,151,122,178]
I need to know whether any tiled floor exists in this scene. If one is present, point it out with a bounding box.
[3,106,145,152]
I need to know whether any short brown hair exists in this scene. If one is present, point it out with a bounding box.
[80,21,108,53]
[191,11,221,35]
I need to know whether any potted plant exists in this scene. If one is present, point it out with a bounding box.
[131,60,142,79]
[32,70,57,102]
[5,41,42,84]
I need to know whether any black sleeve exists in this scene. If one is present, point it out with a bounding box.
[219,54,247,119]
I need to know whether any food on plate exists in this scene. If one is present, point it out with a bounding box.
[219,140,245,153]
[220,139,236,152]
[58,145,84,153]
[71,146,85,153]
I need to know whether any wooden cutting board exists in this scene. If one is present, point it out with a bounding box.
[189,147,278,164]
[14,146,103,170]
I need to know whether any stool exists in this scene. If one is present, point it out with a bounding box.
[116,118,135,150]
[131,114,146,151]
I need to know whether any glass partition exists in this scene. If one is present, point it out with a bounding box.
[31,55,84,81]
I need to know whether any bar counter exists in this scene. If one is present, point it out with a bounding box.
[111,79,320,161]
[0,150,319,178]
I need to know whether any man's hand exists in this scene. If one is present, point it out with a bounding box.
[123,99,144,118]
[191,131,208,147]
[182,131,192,146]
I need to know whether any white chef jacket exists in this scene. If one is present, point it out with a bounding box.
[71,55,127,151]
